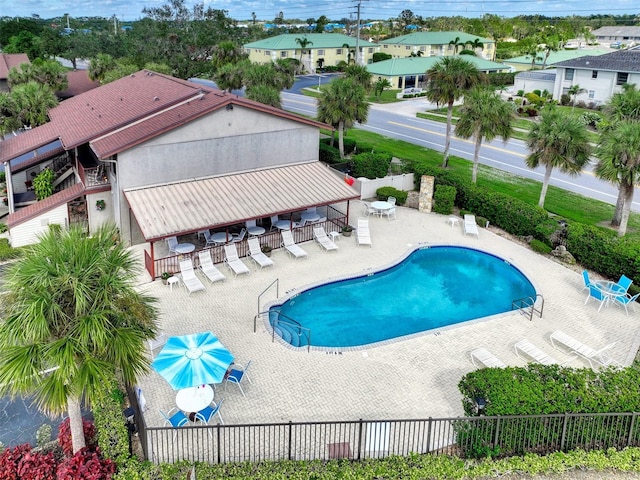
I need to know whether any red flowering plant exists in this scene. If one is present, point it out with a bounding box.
[57,418,97,457]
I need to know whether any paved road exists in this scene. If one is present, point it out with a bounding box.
[281,89,640,213]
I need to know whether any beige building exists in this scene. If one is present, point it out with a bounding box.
[378,32,495,61]
[244,33,379,72]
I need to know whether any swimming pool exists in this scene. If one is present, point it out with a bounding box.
[268,246,536,349]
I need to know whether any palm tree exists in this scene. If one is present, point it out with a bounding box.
[525,107,591,208]
[567,84,586,111]
[213,61,248,92]
[425,56,484,168]
[448,36,463,54]
[455,87,514,183]
[295,37,313,73]
[210,41,247,71]
[344,64,372,91]
[594,121,640,236]
[540,38,559,69]
[88,53,116,82]
[246,84,282,108]
[0,92,20,140]
[10,81,58,128]
[317,77,369,159]
[0,224,158,454]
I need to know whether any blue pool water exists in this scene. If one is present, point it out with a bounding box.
[269,246,536,348]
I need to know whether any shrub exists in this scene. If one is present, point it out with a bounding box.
[352,152,392,179]
[0,444,31,479]
[56,448,116,479]
[0,223,7,233]
[526,108,538,117]
[516,89,524,97]
[560,93,571,105]
[58,418,97,457]
[580,111,602,128]
[33,168,55,201]
[0,238,22,261]
[530,239,552,254]
[372,52,392,63]
[342,137,356,155]
[36,424,53,448]
[433,185,456,215]
[93,380,129,464]
[375,186,407,205]
[319,142,340,164]
[17,450,57,480]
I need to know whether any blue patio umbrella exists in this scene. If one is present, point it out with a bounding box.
[151,332,234,390]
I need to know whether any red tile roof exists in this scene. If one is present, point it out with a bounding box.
[0,53,30,80]
[1,70,329,164]
[56,70,100,99]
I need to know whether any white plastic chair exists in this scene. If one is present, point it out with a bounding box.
[223,244,251,276]
[178,258,206,295]
[281,230,308,259]
[247,237,274,268]
[166,236,179,254]
[197,250,226,284]
[313,226,338,252]
[232,228,247,243]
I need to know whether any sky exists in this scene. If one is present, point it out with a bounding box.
[1,0,639,23]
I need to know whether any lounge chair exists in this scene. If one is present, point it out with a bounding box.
[464,215,480,238]
[281,230,308,259]
[178,259,206,295]
[549,330,622,368]
[470,348,506,368]
[247,237,274,269]
[223,244,251,277]
[514,339,558,365]
[313,226,339,252]
[197,250,226,284]
[356,218,372,247]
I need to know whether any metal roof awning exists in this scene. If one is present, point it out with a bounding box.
[124,162,359,242]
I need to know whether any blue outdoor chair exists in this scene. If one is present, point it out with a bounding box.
[581,270,593,292]
[613,292,640,315]
[584,284,607,312]
[617,275,633,293]
[195,400,224,436]
[159,408,189,441]
[224,361,252,397]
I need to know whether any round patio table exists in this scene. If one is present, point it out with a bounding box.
[176,385,214,414]
[174,243,195,255]
[248,226,266,236]
[211,232,230,244]
[275,220,292,230]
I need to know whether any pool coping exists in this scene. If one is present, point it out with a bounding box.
[262,243,541,353]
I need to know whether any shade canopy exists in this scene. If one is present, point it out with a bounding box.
[151,332,234,390]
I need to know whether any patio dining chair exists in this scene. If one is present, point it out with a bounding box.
[613,292,640,315]
[166,236,179,254]
[224,361,252,397]
[617,275,633,293]
[387,196,396,206]
[159,408,189,441]
[584,284,608,312]
[195,399,225,430]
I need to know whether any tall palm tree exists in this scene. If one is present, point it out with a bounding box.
[594,121,640,236]
[246,84,282,108]
[295,37,313,73]
[525,107,591,208]
[10,81,58,128]
[455,87,514,183]
[213,60,248,92]
[88,53,116,82]
[317,77,369,159]
[425,56,484,168]
[0,224,158,454]
[567,84,586,111]
[344,64,372,91]
[448,36,463,54]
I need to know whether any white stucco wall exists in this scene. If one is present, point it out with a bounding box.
[554,67,640,105]
[9,204,67,247]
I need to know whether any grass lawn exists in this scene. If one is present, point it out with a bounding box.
[345,129,640,239]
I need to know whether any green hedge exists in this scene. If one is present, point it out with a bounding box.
[319,142,340,164]
[352,152,391,179]
[375,186,407,205]
[433,185,456,215]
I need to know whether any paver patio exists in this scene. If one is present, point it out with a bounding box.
[134,202,640,428]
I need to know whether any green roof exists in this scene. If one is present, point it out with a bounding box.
[244,33,377,50]
[366,56,507,76]
[378,31,493,46]
[505,49,610,66]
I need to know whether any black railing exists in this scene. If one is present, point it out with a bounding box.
[126,385,640,465]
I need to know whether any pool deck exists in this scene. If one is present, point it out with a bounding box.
[135,203,640,427]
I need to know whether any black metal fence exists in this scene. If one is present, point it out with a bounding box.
[126,385,640,465]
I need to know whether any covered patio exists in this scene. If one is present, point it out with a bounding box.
[124,162,360,280]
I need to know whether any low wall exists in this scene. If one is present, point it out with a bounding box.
[356,173,415,200]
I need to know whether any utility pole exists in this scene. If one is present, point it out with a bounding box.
[113,15,118,35]
[352,0,368,65]
[65,13,70,29]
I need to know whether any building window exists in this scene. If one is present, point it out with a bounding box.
[368,48,373,53]
[588,90,595,99]
[617,72,629,85]
[419,46,426,51]
[265,50,270,56]
[280,51,287,57]
[317,49,324,55]
[592,70,598,79]
[565,68,574,81]
[406,45,411,50]
[383,45,388,49]
[336,49,342,54]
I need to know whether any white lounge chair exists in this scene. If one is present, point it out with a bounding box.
[470,348,506,368]
[514,339,558,365]
[178,258,206,295]
[549,330,622,368]
[223,244,251,277]
[356,218,372,247]
[313,226,338,252]
[247,237,274,269]
[197,250,226,284]
[281,230,308,259]
[464,214,480,238]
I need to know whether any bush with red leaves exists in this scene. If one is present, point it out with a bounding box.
[56,448,115,480]
[57,418,97,456]
[0,444,32,480]
[16,450,57,480]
